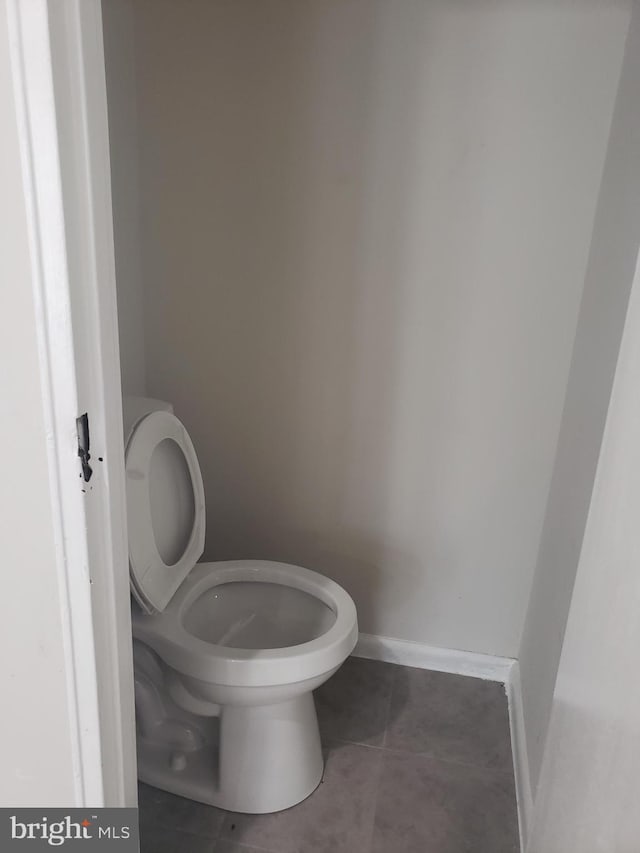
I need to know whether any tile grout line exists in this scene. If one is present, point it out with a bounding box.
[380,661,398,749]
[217,839,277,853]
[361,736,387,853]
[359,660,398,853]
[329,734,517,778]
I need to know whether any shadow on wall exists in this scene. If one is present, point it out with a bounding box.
[518,0,640,796]
[134,0,627,653]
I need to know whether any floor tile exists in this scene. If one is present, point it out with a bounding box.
[385,668,513,771]
[218,741,383,853]
[314,656,397,746]
[139,782,226,839]
[139,823,216,853]
[371,750,519,853]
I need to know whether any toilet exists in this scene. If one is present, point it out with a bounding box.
[124,397,358,814]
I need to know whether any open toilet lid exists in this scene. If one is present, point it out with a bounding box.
[125,410,206,614]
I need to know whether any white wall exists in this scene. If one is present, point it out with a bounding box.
[0,0,78,805]
[526,255,640,851]
[129,0,629,657]
[518,2,640,796]
[102,0,146,396]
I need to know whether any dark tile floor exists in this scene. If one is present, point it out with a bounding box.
[138,657,520,853]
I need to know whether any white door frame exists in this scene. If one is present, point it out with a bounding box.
[7,0,136,806]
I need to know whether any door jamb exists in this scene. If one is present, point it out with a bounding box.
[7,0,136,806]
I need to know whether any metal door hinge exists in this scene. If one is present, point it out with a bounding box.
[76,412,93,482]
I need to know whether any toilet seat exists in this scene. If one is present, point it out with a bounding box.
[130,560,359,688]
[125,410,206,614]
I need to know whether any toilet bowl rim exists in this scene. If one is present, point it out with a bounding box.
[131,559,358,687]
[176,559,349,620]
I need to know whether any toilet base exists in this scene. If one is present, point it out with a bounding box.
[137,692,324,814]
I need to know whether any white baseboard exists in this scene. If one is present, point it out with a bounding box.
[353,632,531,852]
[505,661,533,852]
[353,632,515,682]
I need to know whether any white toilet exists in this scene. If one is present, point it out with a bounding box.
[124,397,358,814]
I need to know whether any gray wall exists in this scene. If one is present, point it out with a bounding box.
[518,3,640,796]
[103,0,146,396]
[120,0,629,657]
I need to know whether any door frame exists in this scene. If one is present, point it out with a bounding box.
[7,0,136,806]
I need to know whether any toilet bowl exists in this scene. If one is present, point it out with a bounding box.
[124,397,358,813]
